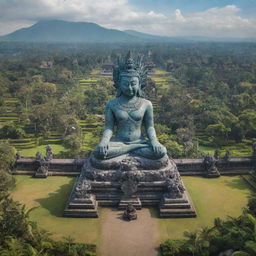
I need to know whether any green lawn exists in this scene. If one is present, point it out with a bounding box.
[199,145,216,155]
[19,144,68,157]
[12,176,102,245]
[153,69,170,75]
[11,175,252,246]
[158,176,252,241]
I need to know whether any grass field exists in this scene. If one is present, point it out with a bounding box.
[19,144,68,157]
[11,175,252,246]
[12,176,103,245]
[158,176,252,241]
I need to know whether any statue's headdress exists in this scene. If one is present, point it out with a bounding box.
[113,51,148,89]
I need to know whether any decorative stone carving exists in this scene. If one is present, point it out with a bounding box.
[120,171,141,197]
[203,154,220,178]
[35,151,43,161]
[164,173,185,199]
[45,145,53,161]
[223,150,231,161]
[74,179,92,199]
[83,154,177,183]
[34,153,48,178]
[123,203,137,221]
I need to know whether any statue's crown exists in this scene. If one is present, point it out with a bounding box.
[113,51,148,88]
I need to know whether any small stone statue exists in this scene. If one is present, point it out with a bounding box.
[203,154,220,178]
[223,150,231,161]
[15,152,21,160]
[45,145,53,161]
[75,180,92,199]
[123,203,137,221]
[35,151,43,160]
[36,165,48,175]
[34,152,48,178]
[93,51,167,160]
[164,175,185,199]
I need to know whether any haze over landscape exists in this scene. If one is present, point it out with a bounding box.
[2,19,255,43]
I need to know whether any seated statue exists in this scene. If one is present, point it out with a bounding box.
[93,51,167,160]
[123,203,137,221]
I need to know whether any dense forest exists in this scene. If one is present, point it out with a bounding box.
[0,42,256,158]
[0,42,256,255]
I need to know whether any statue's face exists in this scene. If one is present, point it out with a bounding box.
[120,76,139,97]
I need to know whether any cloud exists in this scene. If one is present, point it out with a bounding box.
[0,1,255,38]
[176,5,255,37]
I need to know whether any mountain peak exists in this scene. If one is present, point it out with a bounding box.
[0,20,136,43]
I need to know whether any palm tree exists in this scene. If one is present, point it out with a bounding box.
[0,237,25,256]
[183,230,199,256]
[63,235,75,254]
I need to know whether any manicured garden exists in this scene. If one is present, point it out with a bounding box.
[11,175,252,246]
[158,176,252,241]
[12,176,103,245]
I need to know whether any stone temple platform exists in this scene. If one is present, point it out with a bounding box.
[63,154,196,218]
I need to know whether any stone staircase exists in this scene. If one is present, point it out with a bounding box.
[159,191,196,218]
[64,195,98,218]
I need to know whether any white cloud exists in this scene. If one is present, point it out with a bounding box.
[0,1,255,38]
[175,9,186,23]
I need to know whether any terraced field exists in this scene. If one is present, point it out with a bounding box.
[0,97,20,124]
[196,129,252,157]
[1,68,253,158]
[0,70,109,156]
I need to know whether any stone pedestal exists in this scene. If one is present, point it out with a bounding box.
[159,191,196,218]
[64,154,196,218]
[118,197,142,210]
[34,165,48,178]
[64,195,98,218]
[204,165,220,178]
[203,155,220,178]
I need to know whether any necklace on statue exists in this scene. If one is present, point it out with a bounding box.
[117,97,143,112]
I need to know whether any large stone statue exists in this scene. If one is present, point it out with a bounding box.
[93,51,166,160]
[64,51,196,218]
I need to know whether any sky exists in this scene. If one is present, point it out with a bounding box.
[0,0,256,38]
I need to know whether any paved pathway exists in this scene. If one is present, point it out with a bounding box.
[99,208,160,256]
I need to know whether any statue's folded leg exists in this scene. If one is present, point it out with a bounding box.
[133,145,167,160]
[93,143,148,159]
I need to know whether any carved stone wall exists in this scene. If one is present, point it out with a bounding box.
[14,157,254,177]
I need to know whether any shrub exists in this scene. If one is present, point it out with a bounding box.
[0,123,26,139]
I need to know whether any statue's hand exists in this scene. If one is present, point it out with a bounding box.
[97,141,109,157]
[150,140,163,156]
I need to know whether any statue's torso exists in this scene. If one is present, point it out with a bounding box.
[109,98,150,143]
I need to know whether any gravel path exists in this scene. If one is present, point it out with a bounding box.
[99,208,160,256]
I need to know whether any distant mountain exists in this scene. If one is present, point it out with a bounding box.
[0,20,255,43]
[176,36,256,43]
[124,30,173,42]
[0,20,138,43]
[124,31,256,43]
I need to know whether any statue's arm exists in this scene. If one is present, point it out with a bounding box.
[97,101,114,157]
[144,102,158,142]
[99,101,114,144]
[144,102,163,154]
